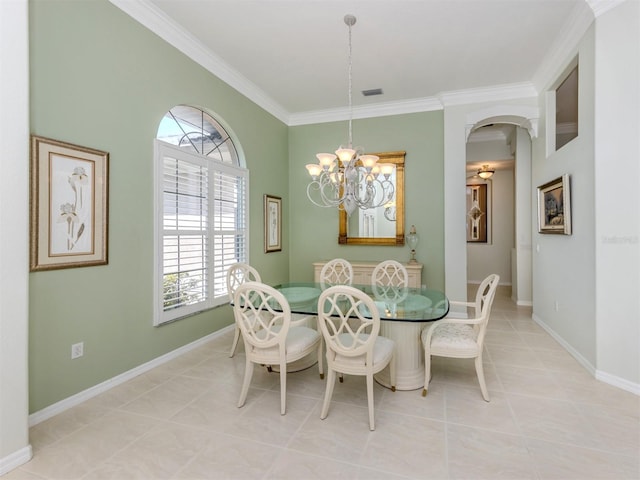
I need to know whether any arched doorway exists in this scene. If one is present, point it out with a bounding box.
[444,104,537,309]
[466,123,533,305]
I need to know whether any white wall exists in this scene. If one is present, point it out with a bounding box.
[532,21,598,370]
[513,127,533,305]
[593,0,639,388]
[444,106,470,311]
[0,0,32,474]
[530,0,639,392]
[466,171,514,285]
[466,138,512,162]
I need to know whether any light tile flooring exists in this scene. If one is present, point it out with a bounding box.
[6,287,639,480]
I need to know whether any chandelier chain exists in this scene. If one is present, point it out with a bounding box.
[305,14,396,216]
[347,18,353,148]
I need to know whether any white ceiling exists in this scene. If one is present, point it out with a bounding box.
[112,0,616,126]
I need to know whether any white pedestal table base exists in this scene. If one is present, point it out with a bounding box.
[374,320,426,391]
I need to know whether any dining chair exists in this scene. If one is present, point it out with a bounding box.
[233,281,324,415]
[317,285,396,430]
[371,260,409,288]
[226,263,262,358]
[371,260,409,307]
[421,273,500,401]
[319,258,353,289]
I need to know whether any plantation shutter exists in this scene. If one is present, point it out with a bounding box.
[155,141,248,325]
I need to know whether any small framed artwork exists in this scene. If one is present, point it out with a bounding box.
[264,194,282,253]
[466,183,489,243]
[537,174,571,235]
[30,135,109,271]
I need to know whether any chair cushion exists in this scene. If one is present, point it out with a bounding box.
[334,333,394,367]
[253,326,319,358]
[286,326,321,355]
[425,323,480,355]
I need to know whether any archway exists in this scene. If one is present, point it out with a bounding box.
[444,103,537,311]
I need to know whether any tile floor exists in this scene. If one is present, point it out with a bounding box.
[6,287,639,479]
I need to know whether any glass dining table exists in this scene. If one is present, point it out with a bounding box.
[272,282,449,391]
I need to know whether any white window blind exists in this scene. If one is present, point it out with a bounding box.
[211,168,248,300]
[154,141,248,325]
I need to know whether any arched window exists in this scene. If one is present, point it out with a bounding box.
[154,105,248,325]
[157,105,239,163]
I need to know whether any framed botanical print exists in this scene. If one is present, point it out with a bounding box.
[264,194,282,253]
[30,136,109,271]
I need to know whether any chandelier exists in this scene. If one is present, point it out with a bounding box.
[305,14,395,216]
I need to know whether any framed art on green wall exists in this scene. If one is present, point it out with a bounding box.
[30,135,109,271]
[264,194,282,253]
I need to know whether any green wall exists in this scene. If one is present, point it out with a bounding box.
[288,112,445,288]
[28,0,289,412]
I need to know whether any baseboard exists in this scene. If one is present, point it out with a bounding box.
[596,369,640,395]
[532,313,597,375]
[516,300,533,306]
[28,325,233,427]
[0,445,32,476]
[532,314,639,395]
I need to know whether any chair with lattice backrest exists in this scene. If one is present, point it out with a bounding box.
[233,281,324,415]
[226,263,262,357]
[371,260,409,288]
[319,258,353,290]
[317,285,396,430]
[421,274,500,401]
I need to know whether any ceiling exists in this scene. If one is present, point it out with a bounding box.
[112,0,609,126]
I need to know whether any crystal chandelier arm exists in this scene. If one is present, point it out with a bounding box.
[306,171,348,209]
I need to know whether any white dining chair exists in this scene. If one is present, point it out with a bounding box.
[319,258,353,289]
[421,273,500,401]
[233,281,324,415]
[317,285,396,430]
[371,260,409,288]
[226,263,262,358]
[371,260,410,310]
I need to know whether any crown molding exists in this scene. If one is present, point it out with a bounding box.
[531,1,595,92]
[109,0,290,124]
[586,0,628,17]
[438,82,537,107]
[289,82,539,126]
[288,97,443,126]
[111,0,598,128]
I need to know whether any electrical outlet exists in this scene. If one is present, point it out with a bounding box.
[71,342,84,359]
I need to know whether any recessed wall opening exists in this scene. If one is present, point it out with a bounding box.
[555,64,579,150]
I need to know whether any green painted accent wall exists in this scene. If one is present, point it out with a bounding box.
[28,0,289,412]
[288,112,445,288]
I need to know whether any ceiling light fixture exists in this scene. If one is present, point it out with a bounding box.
[305,14,394,216]
[477,164,495,179]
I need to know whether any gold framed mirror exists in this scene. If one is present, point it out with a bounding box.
[338,151,405,245]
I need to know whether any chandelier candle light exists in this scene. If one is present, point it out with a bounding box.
[305,14,395,216]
